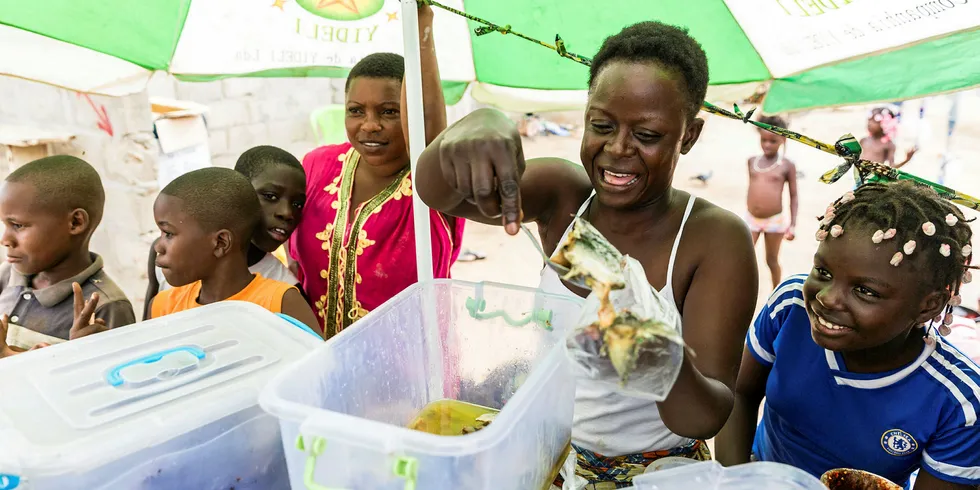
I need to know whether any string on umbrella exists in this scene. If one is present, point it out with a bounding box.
[417,0,980,211]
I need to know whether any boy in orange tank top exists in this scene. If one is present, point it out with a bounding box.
[147,168,321,337]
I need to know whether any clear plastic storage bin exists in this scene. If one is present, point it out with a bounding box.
[260,280,583,490]
[0,301,321,490]
[632,460,826,489]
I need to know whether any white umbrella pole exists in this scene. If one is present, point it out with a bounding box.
[401,0,434,283]
[402,1,445,398]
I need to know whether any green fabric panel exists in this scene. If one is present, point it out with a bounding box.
[0,0,190,70]
[174,69,469,105]
[442,80,469,105]
[764,28,980,113]
[461,0,769,90]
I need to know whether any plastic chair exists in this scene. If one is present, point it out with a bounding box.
[309,105,346,146]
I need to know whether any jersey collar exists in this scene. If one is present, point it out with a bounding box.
[824,339,937,389]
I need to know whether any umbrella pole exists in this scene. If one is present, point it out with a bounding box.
[401,0,434,284]
[401,0,447,396]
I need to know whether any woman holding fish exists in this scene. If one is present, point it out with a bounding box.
[416,21,758,487]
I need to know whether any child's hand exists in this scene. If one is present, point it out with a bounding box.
[904,146,918,161]
[70,282,108,340]
[1,315,51,358]
[785,226,796,241]
[0,314,17,358]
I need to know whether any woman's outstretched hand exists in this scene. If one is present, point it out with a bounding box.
[436,109,526,235]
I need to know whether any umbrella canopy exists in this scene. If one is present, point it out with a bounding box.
[2,0,979,112]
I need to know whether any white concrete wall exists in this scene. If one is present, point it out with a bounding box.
[146,74,347,166]
[0,77,160,316]
[0,74,479,318]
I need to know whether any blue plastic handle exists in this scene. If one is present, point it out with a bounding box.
[105,346,206,387]
[0,474,20,490]
[276,313,322,339]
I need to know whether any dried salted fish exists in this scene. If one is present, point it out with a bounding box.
[557,218,686,385]
[586,311,685,384]
[552,219,626,291]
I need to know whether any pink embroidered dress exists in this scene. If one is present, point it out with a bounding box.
[290,143,465,337]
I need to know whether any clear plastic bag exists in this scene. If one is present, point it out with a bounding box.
[563,255,685,401]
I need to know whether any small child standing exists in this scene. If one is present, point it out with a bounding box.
[0,156,135,357]
[746,115,799,289]
[859,106,917,171]
[148,167,320,336]
[144,146,305,318]
[717,181,980,489]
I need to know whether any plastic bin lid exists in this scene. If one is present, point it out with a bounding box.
[0,301,320,477]
[632,460,825,489]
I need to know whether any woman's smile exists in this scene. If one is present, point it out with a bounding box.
[599,168,641,188]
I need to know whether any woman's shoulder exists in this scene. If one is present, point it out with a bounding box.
[688,195,752,239]
[676,195,756,276]
[302,143,353,175]
[305,142,352,160]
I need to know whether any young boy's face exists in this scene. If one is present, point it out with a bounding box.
[0,182,73,275]
[759,131,784,158]
[250,165,306,254]
[153,194,216,288]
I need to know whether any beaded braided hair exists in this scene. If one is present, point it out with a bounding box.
[815,180,975,339]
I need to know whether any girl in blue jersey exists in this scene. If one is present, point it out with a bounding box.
[717,180,980,490]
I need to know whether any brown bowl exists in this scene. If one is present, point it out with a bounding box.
[820,468,903,490]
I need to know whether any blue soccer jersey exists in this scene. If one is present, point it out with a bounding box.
[747,274,980,487]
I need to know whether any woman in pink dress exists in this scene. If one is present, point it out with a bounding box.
[289,5,463,338]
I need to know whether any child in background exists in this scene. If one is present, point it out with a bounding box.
[717,181,980,489]
[144,146,305,318]
[860,106,917,169]
[0,156,135,357]
[148,168,320,336]
[746,115,798,289]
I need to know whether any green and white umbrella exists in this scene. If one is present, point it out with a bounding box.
[2,0,979,281]
[2,0,979,112]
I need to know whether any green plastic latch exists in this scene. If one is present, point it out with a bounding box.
[393,456,419,490]
[296,435,346,490]
[465,297,553,330]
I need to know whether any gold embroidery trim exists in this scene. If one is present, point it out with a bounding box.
[320,148,411,336]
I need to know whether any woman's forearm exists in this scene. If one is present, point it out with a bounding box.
[715,393,763,466]
[656,354,736,440]
[418,13,446,144]
[400,7,446,149]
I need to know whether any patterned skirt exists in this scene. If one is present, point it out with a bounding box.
[552,439,712,489]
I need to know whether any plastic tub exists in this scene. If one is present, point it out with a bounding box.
[260,280,583,490]
[632,460,826,489]
[0,301,320,490]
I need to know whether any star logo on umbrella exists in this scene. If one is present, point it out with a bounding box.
[316,0,359,14]
[271,0,288,10]
[295,0,383,21]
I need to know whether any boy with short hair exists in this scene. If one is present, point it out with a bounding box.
[746,114,799,289]
[148,167,321,337]
[0,156,135,358]
[145,145,306,314]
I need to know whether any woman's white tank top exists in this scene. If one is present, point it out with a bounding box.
[538,193,697,455]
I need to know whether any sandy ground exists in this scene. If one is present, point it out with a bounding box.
[453,92,980,312]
